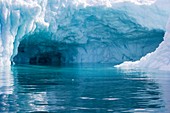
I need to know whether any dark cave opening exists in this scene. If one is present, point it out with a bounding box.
[29,52,62,65]
[13,32,69,66]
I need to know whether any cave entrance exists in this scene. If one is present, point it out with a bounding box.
[28,52,62,65]
[13,32,73,66]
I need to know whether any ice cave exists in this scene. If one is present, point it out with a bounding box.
[1,0,170,113]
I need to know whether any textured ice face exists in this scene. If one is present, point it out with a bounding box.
[0,0,170,67]
[0,0,46,66]
[13,7,164,65]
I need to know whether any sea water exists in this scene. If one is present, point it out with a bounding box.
[0,64,170,113]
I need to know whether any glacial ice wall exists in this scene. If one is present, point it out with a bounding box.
[0,0,170,67]
[0,0,48,66]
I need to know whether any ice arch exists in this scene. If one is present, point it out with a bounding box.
[13,14,164,65]
[0,0,170,67]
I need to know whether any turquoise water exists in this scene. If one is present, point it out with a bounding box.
[0,65,170,112]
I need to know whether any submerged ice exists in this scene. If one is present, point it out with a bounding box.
[0,0,170,69]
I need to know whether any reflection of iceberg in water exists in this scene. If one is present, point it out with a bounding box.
[11,66,48,112]
[0,66,48,112]
[154,71,170,112]
[0,67,14,94]
[0,66,170,112]
[120,69,170,112]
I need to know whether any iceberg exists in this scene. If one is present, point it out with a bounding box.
[0,0,170,69]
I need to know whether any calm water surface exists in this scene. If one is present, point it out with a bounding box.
[0,64,170,112]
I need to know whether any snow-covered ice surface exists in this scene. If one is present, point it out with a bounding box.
[0,0,170,69]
